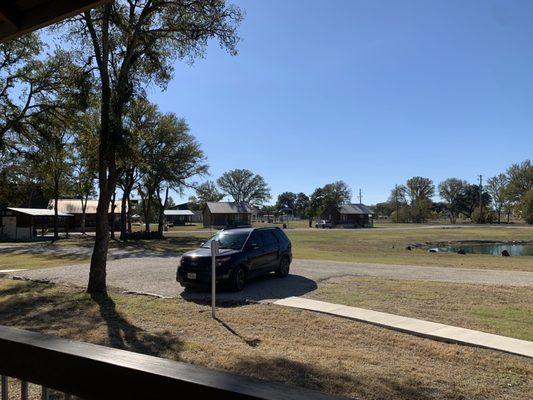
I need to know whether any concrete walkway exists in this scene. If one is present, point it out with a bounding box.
[274,297,533,358]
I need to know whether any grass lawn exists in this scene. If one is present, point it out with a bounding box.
[0,278,531,400]
[285,226,533,271]
[2,225,531,272]
[308,276,533,341]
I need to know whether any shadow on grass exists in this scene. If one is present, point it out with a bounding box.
[0,280,183,358]
[234,357,449,400]
[90,292,183,356]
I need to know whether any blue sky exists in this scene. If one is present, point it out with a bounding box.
[149,0,533,205]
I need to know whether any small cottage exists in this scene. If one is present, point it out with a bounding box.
[164,209,194,226]
[203,202,253,228]
[321,203,374,228]
[0,207,73,240]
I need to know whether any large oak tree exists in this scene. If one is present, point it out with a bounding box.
[60,0,242,292]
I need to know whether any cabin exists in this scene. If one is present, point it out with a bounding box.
[203,202,253,228]
[49,199,134,230]
[167,202,203,223]
[321,203,374,228]
[164,209,194,226]
[0,207,73,240]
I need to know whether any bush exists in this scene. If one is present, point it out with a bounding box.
[523,190,533,224]
[471,207,495,224]
[390,206,410,223]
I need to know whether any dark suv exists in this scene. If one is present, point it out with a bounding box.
[177,227,292,291]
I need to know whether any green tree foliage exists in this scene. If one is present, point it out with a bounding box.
[506,160,533,204]
[61,0,242,292]
[438,178,468,224]
[372,202,392,217]
[217,169,271,206]
[195,181,224,204]
[294,192,310,218]
[276,192,297,211]
[486,174,510,224]
[308,181,352,218]
[522,190,533,224]
[139,112,208,237]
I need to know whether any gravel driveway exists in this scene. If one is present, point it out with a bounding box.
[7,257,533,302]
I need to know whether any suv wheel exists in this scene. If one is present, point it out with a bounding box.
[275,255,290,278]
[230,266,246,292]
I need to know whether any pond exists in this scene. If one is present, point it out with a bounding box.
[434,243,533,256]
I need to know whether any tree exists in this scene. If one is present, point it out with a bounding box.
[460,184,491,220]
[522,190,533,224]
[294,192,309,218]
[307,181,352,223]
[61,0,242,292]
[388,185,408,223]
[486,174,509,224]
[276,192,297,211]
[406,176,435,203]
[25,115,75,240]
[194,180,224,205]
[139,112,207,237]
[72,110,98,235]
[217,169,271,205]
[506,160,533,205]
[118,97,158,240]
[438,178,468,224]
[406,177,434,223]
[0,34,59,149]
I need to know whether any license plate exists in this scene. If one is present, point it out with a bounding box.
[187,272,196,279]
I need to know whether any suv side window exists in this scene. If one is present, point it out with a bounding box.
[260,230,278,247]
[273,229,289,245]
[247,231,264,248]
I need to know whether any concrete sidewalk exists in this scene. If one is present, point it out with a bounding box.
[274,297,533,358]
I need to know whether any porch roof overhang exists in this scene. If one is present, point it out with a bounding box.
[0,0,110,42]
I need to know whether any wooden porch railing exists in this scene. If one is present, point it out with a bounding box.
[0,325,344,400]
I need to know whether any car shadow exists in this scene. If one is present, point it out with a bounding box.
[180,273,317,306]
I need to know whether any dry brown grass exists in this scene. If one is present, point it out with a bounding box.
[0,278,531,400]
[308,276,533,341]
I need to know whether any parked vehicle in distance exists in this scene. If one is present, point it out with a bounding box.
[176,227,292,291]
[315,220,333,229]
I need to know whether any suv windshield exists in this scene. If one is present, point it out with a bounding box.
[201,231,250,250]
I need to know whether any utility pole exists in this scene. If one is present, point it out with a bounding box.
[395,184,399,223]
[478,174,483,211]
[358,188,362,204]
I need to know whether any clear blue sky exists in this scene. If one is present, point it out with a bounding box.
[149,0,533,205]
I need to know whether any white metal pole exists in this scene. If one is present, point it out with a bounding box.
[210,239,218,318]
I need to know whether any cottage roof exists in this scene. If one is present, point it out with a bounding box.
[164,210,194,216]
[48,199,125,214]
[7,207,72,217]
[338,204,374,215]
[205,202,253,214]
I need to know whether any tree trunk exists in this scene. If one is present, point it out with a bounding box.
[53,177,59,242]
[127,195,132,234]
[157,186,169,238]
[120,190,129,240]
[145,194,152,234]
[87,4,113,294]
[81,196,87,235]
[110,190,116,240]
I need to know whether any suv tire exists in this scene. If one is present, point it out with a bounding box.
[229,266,246,292]
[275,255,290,278]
